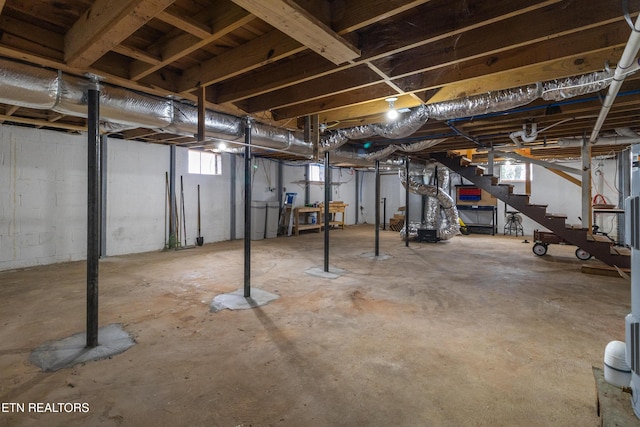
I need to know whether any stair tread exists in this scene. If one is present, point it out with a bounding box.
[587,234,613,243]
[612,247,631,256]
[565,224,587,230]
[545,213,567,219]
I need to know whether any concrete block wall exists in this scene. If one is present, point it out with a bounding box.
[173,147,231,248]
[105,139,168,256]
[1,122,621,270]
[0,126,87,270]
[0,126,235,271]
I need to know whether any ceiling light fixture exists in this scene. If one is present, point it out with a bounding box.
[385,97,399,120]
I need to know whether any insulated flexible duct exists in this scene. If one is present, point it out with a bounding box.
[0,58,615,163]
[399,167,459,240]
[423,163,451,232]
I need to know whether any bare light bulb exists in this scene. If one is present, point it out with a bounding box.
[385,96,399,121]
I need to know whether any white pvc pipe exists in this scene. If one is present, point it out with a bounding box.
[589,14,640,143]
[559,136,640,147]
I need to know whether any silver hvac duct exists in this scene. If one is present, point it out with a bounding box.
[0,58,312,155]
[423,163,451,232]
[399,167,459,240]
[0,58,615,164]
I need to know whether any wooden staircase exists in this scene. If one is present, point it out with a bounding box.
[431,152,631,269]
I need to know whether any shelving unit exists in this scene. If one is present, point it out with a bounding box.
[593,208,625,245]
[457,205,497,235]
[456,185,497,235]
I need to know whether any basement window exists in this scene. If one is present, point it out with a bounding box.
[309,163,325,182]
[500,162,530,182]
[189,150,222,175]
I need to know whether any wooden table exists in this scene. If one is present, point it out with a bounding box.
[319,202,348,229]
[293,206,321,235]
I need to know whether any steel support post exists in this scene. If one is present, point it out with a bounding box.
[86,83,100,348]
[382,197,387,230]
[169,145,177,248]
[355,171,360,224]
[324,151,330,272]
[405,157,410,247]
[375,160,380,256]
[244,118,253,297]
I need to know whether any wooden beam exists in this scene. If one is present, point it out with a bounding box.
[214,0,559,105]
[130,4,253,81]
[431,47,622,104]
[246,17,627,117]
[303,44,622,125]
[374,0,625,81]
[64,0,175,68]
[112,45,162,66]
[230,0,360,65]
[331,0,433,33]
[239,64,382,113]
[395,19,630,93]
[180,29,306,92]
[548,168,582,187]
[0,114,86,132]
[156,8,212,39]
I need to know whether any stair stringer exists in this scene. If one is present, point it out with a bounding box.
[431,152,630,269]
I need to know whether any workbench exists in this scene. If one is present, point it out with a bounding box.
[319,202,348,229]
[291,206,321,235]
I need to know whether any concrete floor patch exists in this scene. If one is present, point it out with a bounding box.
[29,323,136,372]
[210,288,280,312]
[360,252,391,260]
[305,266,346,279]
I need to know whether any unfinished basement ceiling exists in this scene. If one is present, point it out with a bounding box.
[0,0,638,162]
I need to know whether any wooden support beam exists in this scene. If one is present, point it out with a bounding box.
[548,168,581,187]
[230,0,360,65]
[180,29,305,92]
[156,8,212,39]
[0,114,86,132]
[112,45,162,65]
[64,0,174,68]
[131,4,253,82]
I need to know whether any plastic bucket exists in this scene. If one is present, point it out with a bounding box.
[604,340,631,388]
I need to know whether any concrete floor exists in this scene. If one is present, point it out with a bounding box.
[0,225,633,426]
